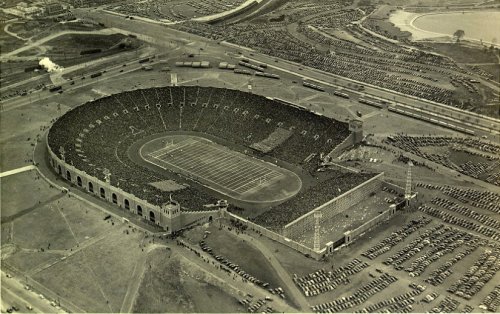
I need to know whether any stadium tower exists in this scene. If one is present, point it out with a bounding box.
[349,119,363,144]
[313,211,323,252]
[405,161,413,205]
[161,196,182,232]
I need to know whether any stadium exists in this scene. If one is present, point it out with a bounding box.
[47,86,406,258]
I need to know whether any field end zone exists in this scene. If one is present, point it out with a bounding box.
[138,135,302,204]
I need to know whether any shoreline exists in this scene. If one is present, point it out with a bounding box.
[389,9,500,47]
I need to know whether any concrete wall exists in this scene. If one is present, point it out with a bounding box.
[47,142,178,232]
[283,173,385,240]
[345,205,397,244]
[327,133,355,158]
[181,210,219,227]
[225,212,326,260]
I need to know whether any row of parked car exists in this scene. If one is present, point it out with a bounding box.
[447,249,500,300]
[419,205,500,240]
[356,283,426,313]
[417,183,500,214]
[362,217,432,260]
[311,273,398,313]
[293,258,369,297]
[480,285,500,312]
[198,240,286,299]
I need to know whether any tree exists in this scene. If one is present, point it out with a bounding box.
[453,29,465,42]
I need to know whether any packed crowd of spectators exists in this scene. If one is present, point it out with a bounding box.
[293,258,369,297]
[48,86,349,212]
[252,171,375,231]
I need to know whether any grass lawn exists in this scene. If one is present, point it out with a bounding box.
[476,64,500,81]
[32,250,110,313]
[427,43,498,64]
[0,170,61,219]
[31,225,147,312]
[0,22,24,53]
[13,202,77,250]
[5,250,63,274]
[201,226,289,291]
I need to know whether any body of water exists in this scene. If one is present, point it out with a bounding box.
[412,11,500,44]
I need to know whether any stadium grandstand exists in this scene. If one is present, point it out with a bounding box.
[48,86,354,209]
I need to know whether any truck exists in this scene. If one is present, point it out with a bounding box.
[48,85,62,92]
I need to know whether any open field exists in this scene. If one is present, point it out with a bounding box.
[132,249,246,313]
[0,23,24,53]
[425,42,499,64]
[0,170,59,219]
[183,223,302,309]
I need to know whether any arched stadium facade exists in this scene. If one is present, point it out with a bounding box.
[46,86,402,258]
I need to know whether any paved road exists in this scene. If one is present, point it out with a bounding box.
[175,239,299,312]
[1,29,121,59]
[1,271,66,313]
[73,8,500,137]
[234,231,311,311]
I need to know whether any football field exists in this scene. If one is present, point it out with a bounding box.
[140,136,301,202]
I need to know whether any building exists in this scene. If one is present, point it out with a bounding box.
[45,2,65,16]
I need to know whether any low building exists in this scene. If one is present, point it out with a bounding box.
[45,2,65,16]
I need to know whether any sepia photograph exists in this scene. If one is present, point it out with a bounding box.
[0,0,499,313]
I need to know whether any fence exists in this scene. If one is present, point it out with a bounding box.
[283,173,385,240]
[224,212,326,260]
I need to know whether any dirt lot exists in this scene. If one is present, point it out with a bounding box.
[183,224,295,301]
[133,249,246,313]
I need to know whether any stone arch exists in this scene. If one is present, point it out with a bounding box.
[124,199,130,210]
[88,182,94,193]
[100,187,105,198]
[137,205,143,216]
[77,176,82,187]
[66,170,71,181]
[149,211,155,223]
[112,193,117,204]
[58,165,62,174]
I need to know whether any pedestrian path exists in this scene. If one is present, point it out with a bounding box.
[0,165,36,178]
